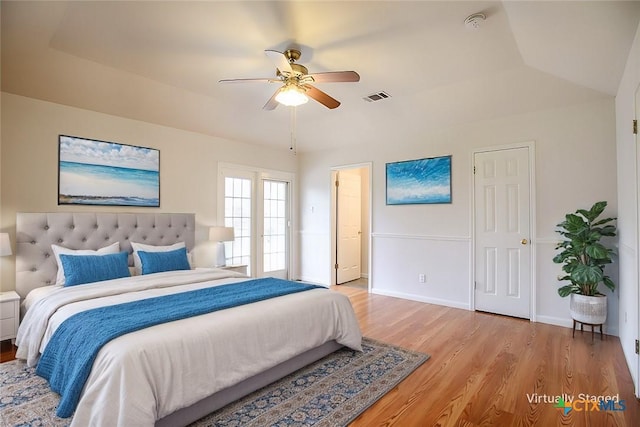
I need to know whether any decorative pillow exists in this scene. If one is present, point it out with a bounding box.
[52,242,120,286]
[137,247,191,275]
[131,241,186,275]
[59,251,130,287]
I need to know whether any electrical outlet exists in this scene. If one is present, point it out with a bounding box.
[418,274,426,283]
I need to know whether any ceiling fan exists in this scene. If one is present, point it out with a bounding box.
[219,49,360,110]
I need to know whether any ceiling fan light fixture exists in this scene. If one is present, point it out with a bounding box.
[275,85,308,107]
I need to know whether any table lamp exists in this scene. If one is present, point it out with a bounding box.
[209,226,235,267]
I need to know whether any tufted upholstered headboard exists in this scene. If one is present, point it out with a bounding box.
[15,212,195,299]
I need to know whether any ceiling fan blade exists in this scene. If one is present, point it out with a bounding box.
[309,71,360,83]
[265,50,293,74]
[263,88,280,110]
[219,77,280,84]
[303,84,340,109]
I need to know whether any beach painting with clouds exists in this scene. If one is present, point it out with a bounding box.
[386,155,451,205]
[58,135,160,207]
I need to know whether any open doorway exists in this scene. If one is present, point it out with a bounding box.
[330,163,372,290]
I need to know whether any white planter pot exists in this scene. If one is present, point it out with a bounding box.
[570,294,607,324]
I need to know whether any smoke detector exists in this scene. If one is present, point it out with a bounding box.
[464,13,486,30]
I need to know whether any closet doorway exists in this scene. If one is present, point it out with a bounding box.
[473,143,535,319]
[330,163,372,289]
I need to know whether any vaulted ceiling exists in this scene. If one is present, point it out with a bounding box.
[2,1,639,152]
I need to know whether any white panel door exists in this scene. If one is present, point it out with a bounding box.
[336,171,361,284]
[635,83,640,398]
[474,148,531,319]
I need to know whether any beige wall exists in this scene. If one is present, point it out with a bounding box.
[0,93,297,291]
[299,97,619,333]
[0,92,5,284]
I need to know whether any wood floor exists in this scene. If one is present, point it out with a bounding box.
[2,286,638,426]
[332,285,639,427]
[0,339,17,363]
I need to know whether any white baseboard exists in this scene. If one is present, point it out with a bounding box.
[297,275,328,287]
[536,315,619,336]
[365,293,620,336]
[535,315,572,329]
[370,288,470,311]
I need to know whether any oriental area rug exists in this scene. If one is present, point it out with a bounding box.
[0,338,429,427]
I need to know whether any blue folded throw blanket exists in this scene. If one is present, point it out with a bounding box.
[35,277,323,418]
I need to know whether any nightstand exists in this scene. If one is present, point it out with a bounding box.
[0,291,20,343]
[220,264,248,275]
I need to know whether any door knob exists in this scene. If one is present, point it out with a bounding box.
[521,238,528,245]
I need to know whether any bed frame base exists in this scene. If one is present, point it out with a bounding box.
[156,340,343,427]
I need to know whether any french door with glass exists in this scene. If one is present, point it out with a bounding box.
[261,179,289,279]
[219,166,292,279]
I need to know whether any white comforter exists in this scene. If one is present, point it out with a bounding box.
[16,269,363,427]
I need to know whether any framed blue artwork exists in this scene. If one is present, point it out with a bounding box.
[58,135,160,207]
[386,155,452,205]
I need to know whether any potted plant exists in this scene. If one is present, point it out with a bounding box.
[553,201,616,325]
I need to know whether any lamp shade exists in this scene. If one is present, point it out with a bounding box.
[209,226,235,242]
[0,233,12,256]
[275,85,308,107]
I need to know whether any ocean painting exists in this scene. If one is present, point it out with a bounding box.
[58,135,160,207]
[386,155,451,205]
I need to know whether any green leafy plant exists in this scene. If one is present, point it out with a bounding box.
[554,201,616,297]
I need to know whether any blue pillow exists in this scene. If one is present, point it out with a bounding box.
[59,252,130,287]
[138,247,190,275]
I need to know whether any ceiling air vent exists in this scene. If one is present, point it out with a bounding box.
[363,91,391,102]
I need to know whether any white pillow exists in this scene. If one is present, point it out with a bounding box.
[52,242,120,286]
[131,241,186,275]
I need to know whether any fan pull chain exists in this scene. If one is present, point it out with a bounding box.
[290,106,297,154]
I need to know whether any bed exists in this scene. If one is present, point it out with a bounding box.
[14,212,362,427]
